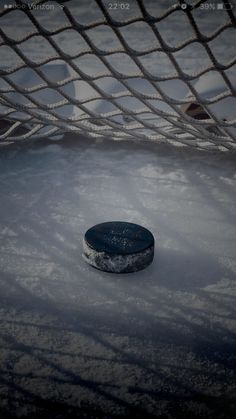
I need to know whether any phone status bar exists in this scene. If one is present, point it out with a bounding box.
[179,2,234,11]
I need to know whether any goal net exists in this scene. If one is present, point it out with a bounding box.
[0,0,236,151]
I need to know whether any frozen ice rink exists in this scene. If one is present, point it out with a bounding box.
[0,137,236,418]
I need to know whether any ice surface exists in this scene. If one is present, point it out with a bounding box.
[0,137,235,418]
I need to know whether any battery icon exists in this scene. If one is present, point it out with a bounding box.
[217,3,233,10]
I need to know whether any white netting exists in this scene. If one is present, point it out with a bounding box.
[0,0,236,151]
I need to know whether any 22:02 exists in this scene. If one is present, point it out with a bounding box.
[108,2,130,10]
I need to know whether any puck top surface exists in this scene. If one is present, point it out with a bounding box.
[84,222,154,255]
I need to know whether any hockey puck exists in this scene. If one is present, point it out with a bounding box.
[83,221,154,273]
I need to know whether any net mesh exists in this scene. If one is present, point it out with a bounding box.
[0,0,236,151]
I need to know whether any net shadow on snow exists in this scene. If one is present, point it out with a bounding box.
[0,268,235,419]
[0,269,235,419]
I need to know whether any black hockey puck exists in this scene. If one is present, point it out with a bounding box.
[83,221,154,273]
